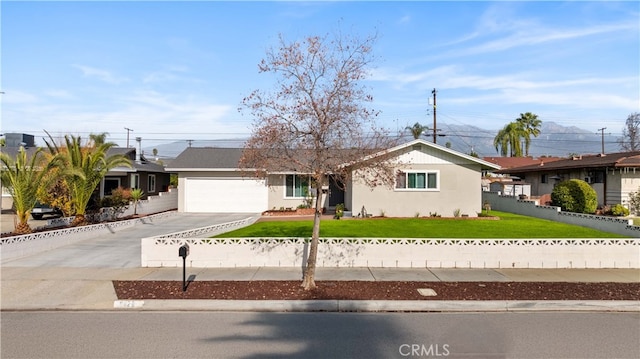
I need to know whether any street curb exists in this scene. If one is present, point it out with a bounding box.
[113,300,640,312]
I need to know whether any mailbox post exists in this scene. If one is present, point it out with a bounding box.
[178,243,190,292]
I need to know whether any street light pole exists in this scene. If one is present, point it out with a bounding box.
[597,127,607,155]
[431,88,437,144]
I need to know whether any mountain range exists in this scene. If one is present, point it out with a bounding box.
[143,121,623,161]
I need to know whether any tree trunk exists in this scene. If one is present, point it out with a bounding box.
[14,211,32,234]
[301,186,323,290]
[71,214,88,227]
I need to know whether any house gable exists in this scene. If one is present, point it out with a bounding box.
[346,139,499,218]
[378,139,500,170]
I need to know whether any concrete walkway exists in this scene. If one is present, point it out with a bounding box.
[1,213,639,312]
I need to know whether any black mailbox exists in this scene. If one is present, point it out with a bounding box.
[179,244,190,258]
[178,243,190,292]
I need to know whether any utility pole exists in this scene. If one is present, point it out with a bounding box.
[186,139,194,147]
[431,88,437,144]
[124,127,133,148]
[597,127,607,155]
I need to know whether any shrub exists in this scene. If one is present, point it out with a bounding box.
[334,203,345,220]
[628,188,640,215]
[608,204,630,217]
[101,187,132,220]
[551,179,597,214]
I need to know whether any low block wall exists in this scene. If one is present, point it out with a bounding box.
[122,188,178,217]
[33,189,178,230]
[141,237,640,269]
[482,192,640,237]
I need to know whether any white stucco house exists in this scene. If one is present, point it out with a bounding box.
[165,139,500,217]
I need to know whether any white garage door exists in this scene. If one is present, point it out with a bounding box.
[184,177,268,213]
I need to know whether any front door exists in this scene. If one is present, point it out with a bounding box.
[328,175,345,207]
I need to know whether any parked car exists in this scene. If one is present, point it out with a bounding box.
[31,202,63,220]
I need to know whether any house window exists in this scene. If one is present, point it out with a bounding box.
[541,174,548,184]
[130,174,140,189]
[285,174,310,198]
[593,171,605,183]
[395,171,439,190]
[148,174,156,193]
[103,178,120,196]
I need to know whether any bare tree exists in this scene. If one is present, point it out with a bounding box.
[618,112,640,152]
[240,31,399,290]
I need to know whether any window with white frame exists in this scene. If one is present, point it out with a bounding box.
[285,174,310,198]
[148,174,156,193]
[131,174,140,189]
[395,170,439,190]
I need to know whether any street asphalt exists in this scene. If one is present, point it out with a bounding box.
[1,212,639,312]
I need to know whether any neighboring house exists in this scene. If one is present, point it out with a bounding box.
[102,148,172,199]
[0,133,171,208]
[166,139,500,217]
[496,151,640,207]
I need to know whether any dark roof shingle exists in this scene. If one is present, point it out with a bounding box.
[499,151,640,174]
[167,148,243,169]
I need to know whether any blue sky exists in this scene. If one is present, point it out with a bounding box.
[2,1,639,149]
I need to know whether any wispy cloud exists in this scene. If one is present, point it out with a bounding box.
[142,65,203,84]
[0,89,38,104]
[398,15,411,25]
[44,89,75,100]
[73,64,129,84]
[458,22,637,57]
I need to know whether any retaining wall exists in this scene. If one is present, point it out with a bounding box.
[482,192,640,237]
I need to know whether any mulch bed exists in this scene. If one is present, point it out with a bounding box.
[113,280,640,301]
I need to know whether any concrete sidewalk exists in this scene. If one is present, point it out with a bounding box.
[2,266,639,312]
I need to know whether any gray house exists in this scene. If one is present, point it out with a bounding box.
[167,139,500,217]
[497,151,640,207]
[102,148,171,199]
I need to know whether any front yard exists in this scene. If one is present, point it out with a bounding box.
[215,211,628,238]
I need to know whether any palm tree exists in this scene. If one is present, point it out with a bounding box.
[45,134,131,226]
[130,188,144,215]
[516,112,541,156]
[405,122,429,139]
[0,147,60,234]
[88,132,110,147]
[493,122,524,157]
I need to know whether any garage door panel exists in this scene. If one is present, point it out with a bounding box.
[185,178,267,213]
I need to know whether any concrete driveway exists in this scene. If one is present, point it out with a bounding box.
[1,213,257,268]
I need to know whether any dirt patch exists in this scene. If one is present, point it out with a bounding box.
[113,280,640,301]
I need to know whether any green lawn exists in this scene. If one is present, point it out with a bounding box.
[215,211,628,238]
